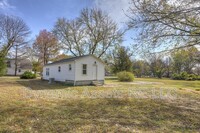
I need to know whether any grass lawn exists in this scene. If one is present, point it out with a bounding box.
[0,76,200,132]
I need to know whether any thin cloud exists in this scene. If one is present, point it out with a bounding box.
[0,0,15,10]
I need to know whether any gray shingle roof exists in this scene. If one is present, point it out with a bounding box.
[44,54,92,66]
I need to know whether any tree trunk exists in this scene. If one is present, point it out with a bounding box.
[14,45,18,76]
[43,43,47,65]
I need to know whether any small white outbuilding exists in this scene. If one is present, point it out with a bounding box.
[42,55,105,85]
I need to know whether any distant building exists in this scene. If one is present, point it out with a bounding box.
[43,55,105,86]
[6,59,32,76]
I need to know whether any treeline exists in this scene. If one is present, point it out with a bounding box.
[108,46,200,80]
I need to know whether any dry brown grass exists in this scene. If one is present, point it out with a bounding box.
[0,76,200,132]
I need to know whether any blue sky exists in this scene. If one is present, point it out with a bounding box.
[0,0,133,47]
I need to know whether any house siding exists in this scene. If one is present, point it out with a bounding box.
[74,80,104,86]
[6,60,32,75]
[7,68,28,75]
[75,56,105,81]
[43,61,75,82]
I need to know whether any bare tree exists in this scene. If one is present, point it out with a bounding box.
[128,0,200,53]
[0,14,30,56]
[53,8,123,58]
[0,14,30,76]
[53,19,86,56]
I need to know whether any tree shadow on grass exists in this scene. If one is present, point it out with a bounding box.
[1,98,199,132]
[17,79,73,90]
[42,98,200,132]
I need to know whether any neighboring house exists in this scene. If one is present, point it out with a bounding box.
[43,55,105,85]
[6,59,32,76]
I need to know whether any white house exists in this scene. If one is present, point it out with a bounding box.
[42,55,105,85]
[6,59,32,76]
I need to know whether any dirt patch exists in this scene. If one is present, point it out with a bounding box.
[103,84,122,88]
[129,81,165,85]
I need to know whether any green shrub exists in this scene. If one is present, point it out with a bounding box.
[0,56,6,76]
[171,73,181,80]
[156,70,163,78]
[172,72,199,81]
[117,71,134,82]
[180,72,188,80]
[172,72,188,80]
[186,74,198,81]
[20,71,36,79]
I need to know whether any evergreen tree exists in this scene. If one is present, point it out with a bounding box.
[0,49,7,76]
[112,46,133,73]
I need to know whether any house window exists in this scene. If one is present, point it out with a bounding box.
[58,66,61,72]
[69,64,72,71]
[18,69,21,73]
[82,64,87,75]
[46,68,49,76]
[7,61,11,68]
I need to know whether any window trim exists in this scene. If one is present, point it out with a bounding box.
[7,61,11,68]
[69,64,72,71]
[58,66,61,72]
[82,64,87,75]
[46,68,49,76]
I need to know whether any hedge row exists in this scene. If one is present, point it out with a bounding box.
[172,72,200,81]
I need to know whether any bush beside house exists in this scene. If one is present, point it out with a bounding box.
[117,71,134,82]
